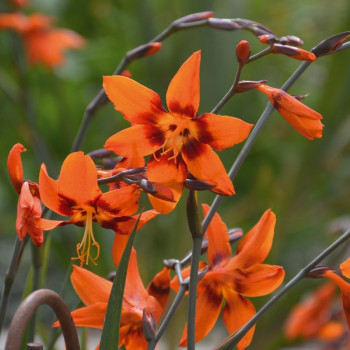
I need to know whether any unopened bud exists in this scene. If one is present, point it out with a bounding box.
[312,31,350,57]
[121,70,131,78]
[139,179,157,195]
[236,40,251,65]
[173,11,213,27]
[142,309,156,342]
[236,80,267,93]
[126,42,162,62]
[258,34,277,45]
[185,178,215,191]
[234,18,274,36]
[272,44,316,61]
[208,18,241,31]
[279,35,304,46]
[307,266,334,278]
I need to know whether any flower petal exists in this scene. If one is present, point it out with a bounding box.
[7,143,26,194]
[340,257,350,278]
[202,203,232,266]
[179,289,223,346]
[147,267,171,312]
[228,209,276,269]
[103,75,167,124]
[182,138,234,195]
[112,233,130,267]
[146,154,187,214]
[58,152,102,206]
[54,303,107,329]
[39,163,73,216]
[231,264,285,297]
[193,113,253,151]
[166,51,201,118]
[222,289,256,350]
[71,265,112,305]
[105,124,164,159]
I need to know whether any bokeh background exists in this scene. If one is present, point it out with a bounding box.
[1,0,350,349]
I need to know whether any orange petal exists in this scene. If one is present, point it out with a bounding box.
[222,289,256,350]
[7,143,26,194]
[166,51,201,118]
[98,184,140,217]
[0,13,29,32]
[105,124,163,158]
[58,152,102,206]
[202,203,232,266]
[317,321,346,341]
[257,85,323,140]
[340,257,350,278]
[147,267,171,312]
[55,303,107,329]
[182,138,234,195]
[228,209,276,270]
[231,264,285,297]
[39,163,73,216]
[113,209,159,235]
[325,271,350,330]
[103,75,167,124]
[179,289,223,346]
[193,113,253,151]
[147,154,187,214]
[284,282,336,340]
[71,265,112,305]
[112,233,130,267]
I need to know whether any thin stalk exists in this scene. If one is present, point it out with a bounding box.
[214,227,350,350]
[202,60,312,235]
[0,236,28,337]
[248,46,273,63]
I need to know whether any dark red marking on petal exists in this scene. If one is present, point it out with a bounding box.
[167,102,196,118]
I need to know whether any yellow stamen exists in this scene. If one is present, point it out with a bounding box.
[72,210,100,266]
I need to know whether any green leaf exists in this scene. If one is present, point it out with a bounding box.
[99,213,141,350]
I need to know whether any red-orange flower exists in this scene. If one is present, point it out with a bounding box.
[0,13,85,67]
[171,205,285,349]
[284,282,339,340]
[39,152,158,265]
[257,84,324,140]
[104,51,253,214]
[7,143,61,246]
[54,248,170,350]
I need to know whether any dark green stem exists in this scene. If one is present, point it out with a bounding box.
[214,227,350,350]
[248,46,273,63]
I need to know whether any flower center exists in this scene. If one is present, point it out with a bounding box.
[155,120,190,161]
[72,209,100,266]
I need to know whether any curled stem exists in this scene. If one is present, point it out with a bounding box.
[214,227,350,350]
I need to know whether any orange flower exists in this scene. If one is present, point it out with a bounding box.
[104,51,253,214]
[39,152,158,265]
[285,282,338,340]
[0,13,85,67]
[257,84,323,140]
[171,205,285,349]
[54,249,170,350]
[7,143,61,246]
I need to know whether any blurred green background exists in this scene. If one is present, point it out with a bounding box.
[1,0,350,349]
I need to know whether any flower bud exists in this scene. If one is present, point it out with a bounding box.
[272,44,316,61]
[258,34,277,45]
[312,31,350,57]
[307,266,334,278]
[279,35,304,46]
[142,309,156,342]
[236,80,267,93]
[126,42,162,61]
[208,18,241,31]
[172,11,213,27]
[236,40,251,65]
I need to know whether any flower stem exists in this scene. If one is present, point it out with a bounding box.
[0,236,28,337]
[202,60,312,235]
[248,46,273,63]
[214,227,350,350]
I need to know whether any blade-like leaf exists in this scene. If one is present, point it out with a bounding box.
[99,213,142,350]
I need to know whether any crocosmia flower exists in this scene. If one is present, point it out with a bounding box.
[7,143,61,246]
[39,152,158,265]
[257,84,324,140]
[104,51,253,214]
[0,13,85,67]
[54,248,170,350]
[171,205,285,349]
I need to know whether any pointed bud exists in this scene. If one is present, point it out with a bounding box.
[312,31,350,57]
[236,40,251,65]
[258,34,278,45]
[208,18,242,31]
[272,44,316,61]
[121,70,131,78]
[307,266,334,278]
[236,80,267,93]
[279,35,304,46]
[185,178,215,191]
[149,182,175,202]
[126,42,162,61]
[172,11,213,27]
[234,18,274,36]
[142,309,156,342]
